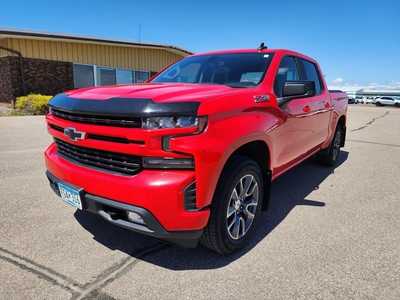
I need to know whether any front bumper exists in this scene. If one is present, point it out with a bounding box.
[46,171,204,247]
[45,142,209,230]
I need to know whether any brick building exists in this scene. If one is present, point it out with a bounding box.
[0,29,191,102]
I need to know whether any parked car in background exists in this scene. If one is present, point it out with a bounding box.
[364,97,375,104]
[355,97,364,104]
[348,98,356,104]
[375,96,399,106]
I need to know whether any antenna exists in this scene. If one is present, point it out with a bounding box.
[138,24,142,42]
[258,42,268,50]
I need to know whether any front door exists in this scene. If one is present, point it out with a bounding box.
[271,56,314,170]
[271,56,330,174]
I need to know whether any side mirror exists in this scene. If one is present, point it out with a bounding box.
[282,81,316,98]
[278,81,316,106]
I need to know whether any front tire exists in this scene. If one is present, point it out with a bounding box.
[201,156,263,255]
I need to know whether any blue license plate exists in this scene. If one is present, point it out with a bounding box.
[57,182,82,210]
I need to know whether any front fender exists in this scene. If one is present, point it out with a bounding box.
[170,109,279,209]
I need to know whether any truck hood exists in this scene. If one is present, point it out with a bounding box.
[51,83,242,117]
[66,83,234,103]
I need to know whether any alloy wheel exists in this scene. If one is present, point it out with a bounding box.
[226,174,259,240]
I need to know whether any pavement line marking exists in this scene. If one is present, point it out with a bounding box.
[351,111,390,132]
[347,139,400,148]
[73,243,169,300]
[0,247,83,295]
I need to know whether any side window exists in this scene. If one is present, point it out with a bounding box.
[300,59,323,95]
[274,56,300,97]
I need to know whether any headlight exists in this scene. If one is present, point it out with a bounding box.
[142,116,205,130]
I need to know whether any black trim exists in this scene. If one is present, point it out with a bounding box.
[183,181,198,211]
[86,133,144,145]
[49,93,200,118]
[54,138,142,176]
[46,171,203,248]
[51,108,142,128]
[48,123,145,145]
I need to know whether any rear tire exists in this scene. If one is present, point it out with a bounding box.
[318,125,344,166]
[201,156,263,255]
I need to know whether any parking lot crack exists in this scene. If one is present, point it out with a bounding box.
[72,243,169,300]
[0,247,83,297]
[351,111,390,132]
[347,139,400,148]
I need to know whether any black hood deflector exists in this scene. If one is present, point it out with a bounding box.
[49,93,200,117]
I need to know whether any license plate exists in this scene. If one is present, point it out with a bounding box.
[58,182,82,210]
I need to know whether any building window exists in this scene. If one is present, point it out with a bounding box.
[134,71,150,83]
[73,64,95,88]
[97,67,116,86]
[116,69,134,84]
[73,64,151,87]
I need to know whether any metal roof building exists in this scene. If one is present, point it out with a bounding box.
[0,29,191,102]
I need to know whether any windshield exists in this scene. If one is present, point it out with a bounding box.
[152,53,273,88]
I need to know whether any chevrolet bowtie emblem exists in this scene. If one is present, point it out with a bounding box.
[63,127,86,141]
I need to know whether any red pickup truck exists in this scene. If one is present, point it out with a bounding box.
[45,47,347,254]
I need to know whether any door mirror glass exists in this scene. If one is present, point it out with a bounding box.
[282,81,316,98]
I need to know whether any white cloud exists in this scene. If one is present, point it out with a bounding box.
[332,77,344,84]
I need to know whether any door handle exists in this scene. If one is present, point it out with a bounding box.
[324,102,331,109]
[303,105,311,113]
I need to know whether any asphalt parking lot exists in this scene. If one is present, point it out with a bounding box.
[0,105,399,299]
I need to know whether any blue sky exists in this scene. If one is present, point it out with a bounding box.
[1,0,399,90]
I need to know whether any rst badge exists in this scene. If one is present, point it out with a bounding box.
[63,127,85,141]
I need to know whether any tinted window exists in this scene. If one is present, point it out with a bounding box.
[97,67,116,86]
[73,64,95,88]
[300,59,323,95]
[116,69,134,84]
[135,71,150,83]
[274,56,299,97]
[152,53,273,87]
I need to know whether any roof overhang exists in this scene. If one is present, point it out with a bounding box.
[0,28,192,56]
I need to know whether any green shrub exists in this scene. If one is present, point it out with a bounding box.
[15,94,52,115]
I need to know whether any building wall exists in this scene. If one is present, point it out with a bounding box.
[0,38,9,56]
[0,57,13,102]
[0,38,183,72]
[0,56,73,102]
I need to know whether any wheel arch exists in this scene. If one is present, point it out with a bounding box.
[218,140,272,211]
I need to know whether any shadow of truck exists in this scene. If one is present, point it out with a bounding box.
[75,151,349,270]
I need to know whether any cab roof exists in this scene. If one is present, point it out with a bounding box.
[191,48,318,64]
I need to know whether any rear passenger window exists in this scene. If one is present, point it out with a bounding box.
[274,56,300,97]
[300,59,323,95]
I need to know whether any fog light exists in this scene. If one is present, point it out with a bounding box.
[127,211,145,224]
